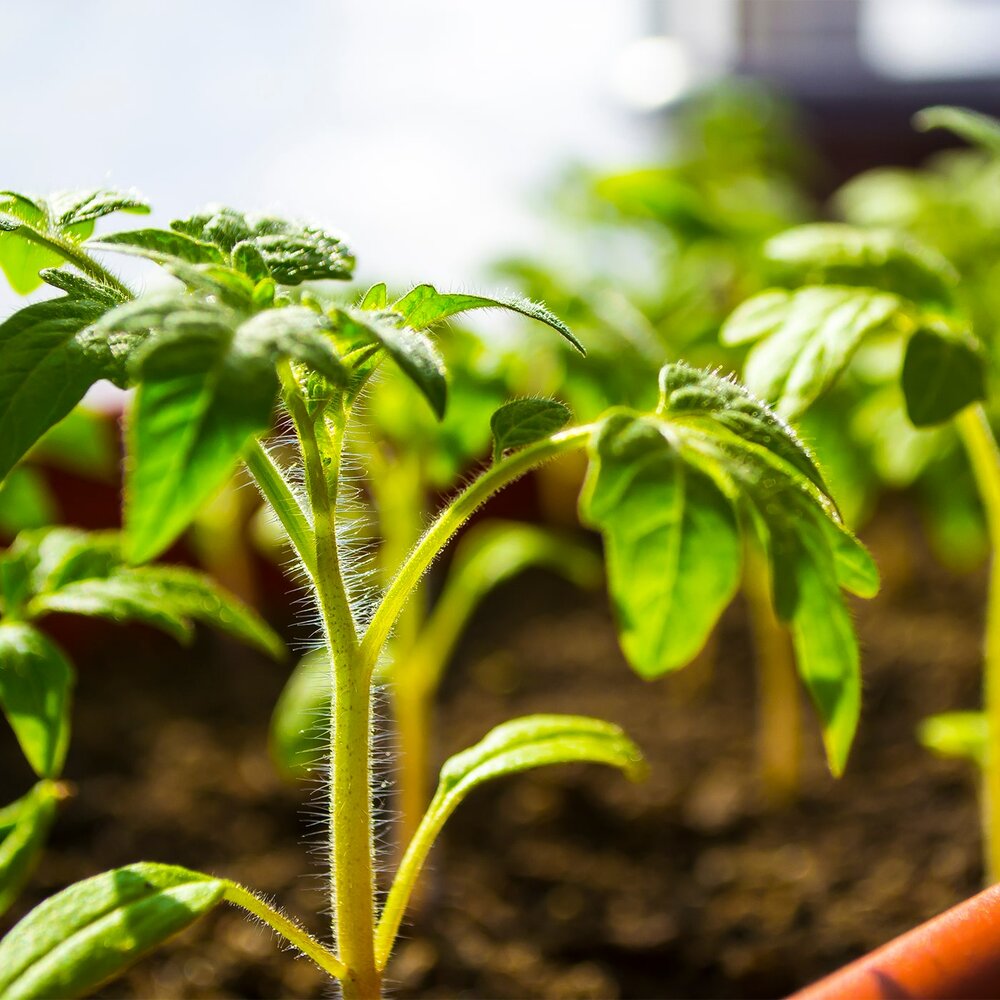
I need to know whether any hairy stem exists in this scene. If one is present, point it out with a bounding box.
[956,404,1000,884]
[361,424,595,675]
[374,784,459,970]
[222,881,345,979]
[244,438,317,579]
[20,229,132,297]
[285,375,379,998]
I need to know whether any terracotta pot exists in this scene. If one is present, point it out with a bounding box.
[792,884,1000,1000]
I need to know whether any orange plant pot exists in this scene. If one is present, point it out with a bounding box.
[792,884,1000,1000]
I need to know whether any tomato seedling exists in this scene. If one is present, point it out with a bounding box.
[0,192,873,997]
[721,105,1000,878]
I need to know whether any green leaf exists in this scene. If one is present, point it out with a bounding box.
[490,398,571,461]
[269,650,327,779]
[360,282,387,310]
[0,469,58,536]
[914,105,1000,154]
[374,714,644,965]
[0,624,72,778]
[0,782,60,916]
[657,363,831,498]
[335,308,447,419]
[0,189,148,294]
[95,228,225,265]
[391,283,585,354]
[0,862,225,1000]
[0,296,132,482]
[439,714,646,793]
[901,324,986,427]
[764,223,959,311]
[169,207,354,285]
[720,287,903,419]
[13,527,121,596]
[918,711,986,765]
[580,411,742,677]
[104,565,284,659]
[108,293,344,562]
[580,365,875,774]
[783,518,862,776]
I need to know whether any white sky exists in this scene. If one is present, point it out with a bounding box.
[1,1,655,306]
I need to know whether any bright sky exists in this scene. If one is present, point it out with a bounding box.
[1,1,657,307]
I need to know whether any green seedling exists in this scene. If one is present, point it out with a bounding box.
[0,190,873,997]
[269,315,603,851]
[721,106,1000,878]
[0,525,282,915]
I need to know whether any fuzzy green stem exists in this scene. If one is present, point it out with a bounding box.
[360,424,595,676]
[374,784,460,970]
[20,229,132,297]
[222,881,346,979]
[956,404,1000,884]
[284,374,379,998]
[244,438,317,579]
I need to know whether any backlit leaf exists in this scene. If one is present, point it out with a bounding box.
[901,323,986,426]
[391,283,584,354]
[919,711,986,765]
[580,410,741,677]
[0,624,72,778]
[915,105,1000,154]
[0,188,147,294]
[490,398,570,461]
[0,782,60,916]
[0,296,133,482]
[0,863,224,1000]
[764,223,958,312]
[721,287,903,419]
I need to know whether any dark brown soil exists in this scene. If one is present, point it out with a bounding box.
[0,496,988,999]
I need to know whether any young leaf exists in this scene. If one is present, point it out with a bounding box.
[360,282,387,310]
[914,105,1000,154]
[0,469,58,536]
[375,715,643,967]
[0,862,225,1000]
[391,283,585,354]
[901,324,986,427]
[269,650,327,779]
[0,296,132,482]
[438,714,645,793]
[95,228,225,265]
[0,782,60,916]
[106,293,344,563]
[27,559,282,658]
[333,308,447,419]
[580,410,742,677]
[764,223,959,312]
[490,398,571,461]
[0,188,148,295]
[919,710,986,765]
[720,286,903,419]
[168,208,354,284]
[580,364,875,774]
[0,624,72,778]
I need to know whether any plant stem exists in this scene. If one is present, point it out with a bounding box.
[20,229,132,297]
[222,881,346,979]
[956,403,1000,884]
[374,784,458,971]
[360,424,595,675]
[244,438,317,580]
[284,375,380,998]
[744,545,801,807]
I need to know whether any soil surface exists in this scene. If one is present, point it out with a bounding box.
[0,494,988,999]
